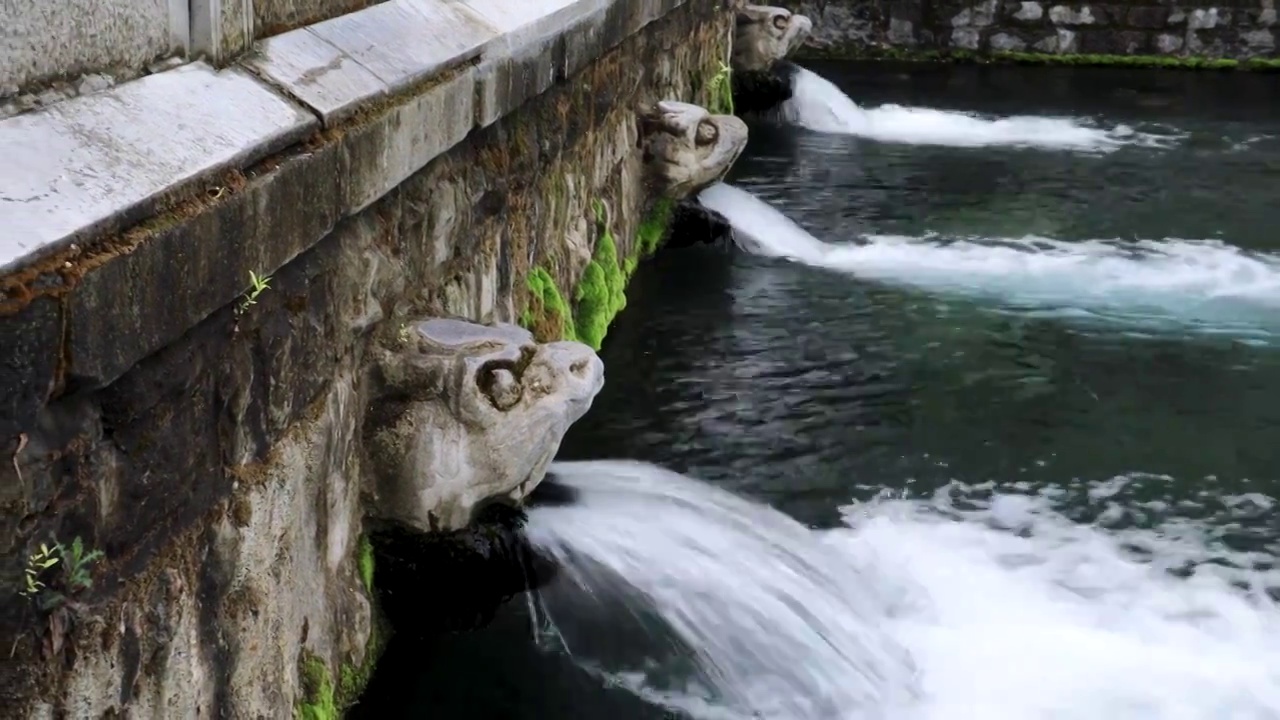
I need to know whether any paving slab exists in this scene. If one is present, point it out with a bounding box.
[306,0,496,94]
[0,62,317,275]
[244,29,390,126]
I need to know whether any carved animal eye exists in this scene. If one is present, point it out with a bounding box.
[478,365,523,410]
[772,13,789,30]
[695,120,718,146]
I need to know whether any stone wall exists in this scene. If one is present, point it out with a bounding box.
[0,0,386,110]
[779,0,1279,60]
[253,0,382,38]
[0,0,736,716]
[0,0,181,100]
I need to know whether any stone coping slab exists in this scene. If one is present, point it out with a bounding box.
[0,62,318,275]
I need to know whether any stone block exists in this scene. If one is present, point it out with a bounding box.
[191,0,256,63]
[243,28,390,126]
[990,31,1028,49]
[340,69,478,214]
[306,0,495,95]
[0,0,176,94]
[253,0,380,37]
[0,62,317,275]
[65,142,347,389]
[0,297,61,442]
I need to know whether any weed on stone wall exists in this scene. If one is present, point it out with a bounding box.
[709,61,736,114]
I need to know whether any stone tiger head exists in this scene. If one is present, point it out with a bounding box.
[733,4,814,72]
[364,319,604,532]
[638,101,749,199]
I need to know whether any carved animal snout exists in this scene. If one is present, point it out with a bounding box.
[364,319,605,534]
[638,100,749,199]
[733,4,813,72]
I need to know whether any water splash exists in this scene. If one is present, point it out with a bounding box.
[698,182,1280,342]
[780,66,1179,152]
[526,460,1280,719]
[525,460,920,720]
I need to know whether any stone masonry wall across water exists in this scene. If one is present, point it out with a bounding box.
[778,0,1279,61]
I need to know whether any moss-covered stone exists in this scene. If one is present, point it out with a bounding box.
[357,536,374,594]
[521,267,577,342]
[798,45,1280,72]
[573,200,629,350]
[295,652,337,720]
[295,615,387,719]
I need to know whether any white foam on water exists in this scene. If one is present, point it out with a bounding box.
[780,66,1179,152]
[525,460,1280,720]
[698,182,1280,341]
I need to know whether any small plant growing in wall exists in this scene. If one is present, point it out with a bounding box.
[709,61,734,116]
[18,536,105,660]
[238,270,273,316]
[19,537,104,612]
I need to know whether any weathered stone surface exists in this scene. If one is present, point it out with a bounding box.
[243,29,390,125]
[364,319,604,532]
[305,0,494,94]
[0,0,176,97]
[0,62,316,275]
[733,4,815,72]
[190,0,255,63]
[638,101,749,199]
[253,0,381,37]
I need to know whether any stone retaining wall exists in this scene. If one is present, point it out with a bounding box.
[779,0,1278,60]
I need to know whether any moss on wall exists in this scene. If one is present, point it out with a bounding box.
[522,267,577,342]
[357,536,374,594]
[296,652,338,720]
[295,613,386,720]
[800,45,1280,71]
[520,197,677,349]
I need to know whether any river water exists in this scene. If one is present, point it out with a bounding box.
[355,62,1280,719]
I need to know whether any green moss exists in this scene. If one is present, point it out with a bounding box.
[295,616,388,718]
[337,615,386,711]
[521,266,577,342]
[637,198,674,259]
[357,536,374,595]
[520,194,674,349]
[296,652,337,720]
[573,200,628,350]
[798,45,1280,72]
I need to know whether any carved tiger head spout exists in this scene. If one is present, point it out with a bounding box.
[638,101,749,199]
[363,319,604,532]
[734,4,813,72]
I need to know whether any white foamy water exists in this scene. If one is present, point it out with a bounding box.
[526,460,1280,720]
[781,66,1178,152]
[698,182,1280,341]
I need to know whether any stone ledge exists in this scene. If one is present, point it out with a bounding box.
[0,0,697,440]
[0,62,317,276]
